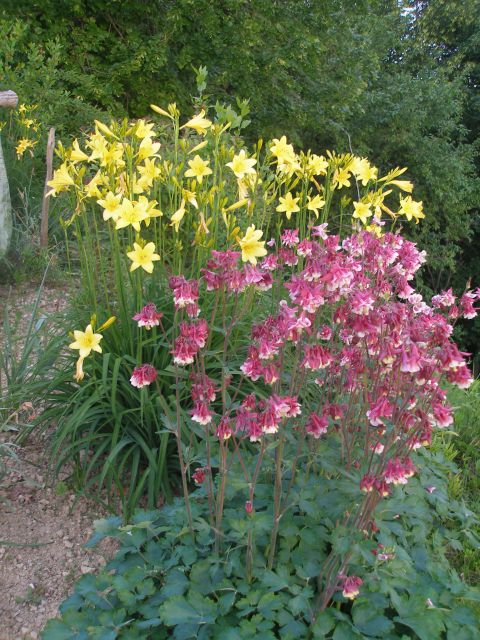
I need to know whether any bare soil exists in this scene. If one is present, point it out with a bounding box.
[0,283,116,640]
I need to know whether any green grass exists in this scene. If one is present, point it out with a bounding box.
[444,380,480,585]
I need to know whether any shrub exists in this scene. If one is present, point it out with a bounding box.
[42,225,480,633]
[35,100,426,513]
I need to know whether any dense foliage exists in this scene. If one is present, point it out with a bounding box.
[42,448,480,639]
[1,0,479,356]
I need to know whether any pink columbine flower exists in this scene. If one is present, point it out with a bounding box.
[169,276,199,312]
[130,364,157,388]
[261,405,280,434]
[447,365,473,389]
[432,288,456,309]
[432,403,453,428]
[297,239,314,257]
[350,290,375,315]
[400,342,422,373]
[301,344,332,370]
[366,397,394,426]
[370,441,385,454]
[190,401,213,425]
[132,303,163,329]
[459,291,478,319]
[384,457,416,485]
[191,375,217,403]
[192,467,207,485]
[172,336,197,366]
[311,223,328,239]
[305,412,328,438]
[360,474,376,493]
[216,416,233,440]
[342,576,363,600]
[317,325,333,341]
[281,229,299,247]
[180,319,209,349]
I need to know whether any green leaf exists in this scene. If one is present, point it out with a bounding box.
[41,619,84,640]
[311,610,336,637]
[159,591,217,628]
[352,602,394,636]
[261,568,290,592]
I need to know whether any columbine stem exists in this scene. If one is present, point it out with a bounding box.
[268,435,285,569]
[174,366,194,536]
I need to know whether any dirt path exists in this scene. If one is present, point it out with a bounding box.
[0,436,115,640]
[0,283,116,640]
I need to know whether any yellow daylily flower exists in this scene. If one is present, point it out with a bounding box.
[352,201,373,225]
[182,189,198,208]
[94,120,117,139]
[170,200,186,232]
[150,104,173,119]
[138,158,162,186]
[181,110,212,135]
[99,142,125,169]
[237,225,267,265]
[307,194,326,218]
[399,196,425,223]
[276,192,300,220]
[350,157,378,186]
[74,356,86,382]
[70,139,89,163]
[127,242,160,273]
[185,155,213,184]
[390,180,413,193]
[307,154,328,176]
[86,132,108,162]
[84,171,106,199]
[270,135,295,161]
[137,196,163,226]
[270,136,300,175]
[15,138,36,158]
[226,149,257,179]
[47,163,75,197]
[97,191,122,221]
[134,120,156,139]
[333,168,351,189]
[69,324,103,358]
[137,137,161,162]
[365,223,383,237]
[115,198,149,231]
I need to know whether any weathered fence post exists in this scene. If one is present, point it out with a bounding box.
[0,90,18,258]
[40,127,55,248]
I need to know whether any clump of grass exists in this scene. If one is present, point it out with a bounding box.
[444,380,480,584]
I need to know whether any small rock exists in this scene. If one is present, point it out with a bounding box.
[64,540,73,548]
[81,565,94,574]
[30,633,38,639]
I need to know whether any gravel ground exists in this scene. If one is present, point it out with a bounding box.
[0,283,116,639]
[0,435,116,640]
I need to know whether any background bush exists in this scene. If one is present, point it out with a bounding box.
[1,0,479,358]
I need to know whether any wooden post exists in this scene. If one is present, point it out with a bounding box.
[40,127,55,248]
[0,90,18,258]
